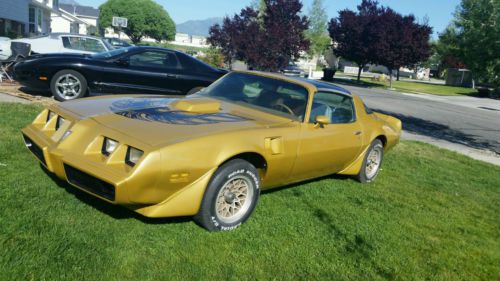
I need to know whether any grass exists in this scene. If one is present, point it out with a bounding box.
[334,74,479,96]
[1,103,499,280]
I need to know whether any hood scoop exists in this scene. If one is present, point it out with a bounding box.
[171,99,221,114]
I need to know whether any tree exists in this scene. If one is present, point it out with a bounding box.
[328,0,382,81]
[99,0,175,43]
[209,0,309,71]
[305,0,330,58]
[328,0,432,85]
[198,47,226,68]
[438,0,499,88]
[372,8,432,86]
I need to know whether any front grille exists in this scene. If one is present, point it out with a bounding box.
[64,164,116,201]
[23,135,46,166]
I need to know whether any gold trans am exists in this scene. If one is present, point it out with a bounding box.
[22,71,401,231]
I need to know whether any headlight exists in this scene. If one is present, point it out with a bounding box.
[126,146,143,167]
[56,116,65,130]
[47,110,55,122]
[101,137,118,156]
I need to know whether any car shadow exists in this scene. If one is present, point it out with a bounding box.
[19,86,52,97]
[41,165,191,225]
[261,174,352,195]
[375,109,500,154]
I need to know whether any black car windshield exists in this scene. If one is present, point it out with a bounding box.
[197,72,309,121]
[91,47,131,59]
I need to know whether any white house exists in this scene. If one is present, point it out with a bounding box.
[175,33,190,43]
[51,3,99,35]
[0,0,58,37]
[51,8,87,34]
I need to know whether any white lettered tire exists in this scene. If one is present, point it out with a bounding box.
[194,159,260,231]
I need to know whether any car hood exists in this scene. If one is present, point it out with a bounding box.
[58,96,293,147]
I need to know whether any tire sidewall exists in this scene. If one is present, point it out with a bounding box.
[50,70,88,101]
[360,139,384,183]
[198,160,260,231]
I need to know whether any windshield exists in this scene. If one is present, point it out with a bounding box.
[197,72,309,121]
[91,47,132,59]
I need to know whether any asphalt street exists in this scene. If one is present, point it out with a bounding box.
[340,84,500,155]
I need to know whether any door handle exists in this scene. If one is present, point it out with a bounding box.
[165,74,178,78]
[354,131,362,135]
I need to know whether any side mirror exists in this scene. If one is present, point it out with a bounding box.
[115,58,129,67]
[314,115,330,128]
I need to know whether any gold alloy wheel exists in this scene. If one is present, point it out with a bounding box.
[365,145,382,179]
[215,176,254,224]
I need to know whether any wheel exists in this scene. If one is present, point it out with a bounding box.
[355,139,384,183]
[194,159,260,231]
[186,86,204,95]
[50,70,88,101]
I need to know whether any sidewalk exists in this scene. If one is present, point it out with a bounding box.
[0,92,31,104]
[399,92,500,112]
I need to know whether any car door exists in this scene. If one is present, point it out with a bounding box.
[103,50,184,95]
[290,91,363,180]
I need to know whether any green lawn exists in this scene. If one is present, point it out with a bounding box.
[1,103,499,280]
[334,74,479,96]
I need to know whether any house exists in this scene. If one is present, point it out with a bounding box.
[0,0,59,37]
[51,3,99,35]
[191,35,207,46]
[175,33,191,43]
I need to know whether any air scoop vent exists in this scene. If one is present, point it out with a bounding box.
[171,99,220,114]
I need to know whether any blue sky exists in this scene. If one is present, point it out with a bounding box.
[81,0,460,36]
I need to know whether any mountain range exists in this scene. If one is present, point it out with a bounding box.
[176,17,223,37]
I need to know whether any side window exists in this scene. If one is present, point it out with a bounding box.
[309,92,355,124]
[128,51,181,69]
[62,37,106,52]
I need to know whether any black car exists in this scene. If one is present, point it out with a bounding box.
[280,63,308,78]
[14,46,227,101]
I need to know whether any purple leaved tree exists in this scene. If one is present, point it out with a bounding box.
[208,0,309,71]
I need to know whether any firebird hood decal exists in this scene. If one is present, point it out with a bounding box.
[109,98,249,125]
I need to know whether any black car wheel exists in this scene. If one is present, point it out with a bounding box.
[50,70,88,101]
[194,159,260,231]
[355,139,384,183]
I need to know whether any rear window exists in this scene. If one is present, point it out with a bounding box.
[62,36,106,52]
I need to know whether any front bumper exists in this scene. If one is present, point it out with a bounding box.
[13,63,50,90]
[21,108,215,218]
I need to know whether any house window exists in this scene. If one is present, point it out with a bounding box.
[37,9,43,31]
[70,23,79,34]
[29,6,35,33]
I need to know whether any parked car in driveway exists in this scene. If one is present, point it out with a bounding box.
[102,37,133,49]
[0,37,12,60]
[280,62,308,78]
[14,46,227,101]
[13,33,113,54]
